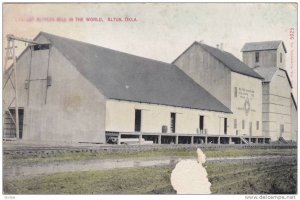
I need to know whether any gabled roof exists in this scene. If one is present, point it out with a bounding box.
[254,67,278,82]
[37,32,231,113]
[175,42,262,79]
[254,66,293,88]
[241,41,287,53]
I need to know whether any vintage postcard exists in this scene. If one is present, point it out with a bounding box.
[2,2,298,198]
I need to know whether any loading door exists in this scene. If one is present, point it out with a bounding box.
[224,118,227,135]
[135,109,141,132]
[171,113,176,133]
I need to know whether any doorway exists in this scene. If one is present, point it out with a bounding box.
[199,115,204,133]
[171,113,176,133]
[134,109,141,132]
[224,118,227,134]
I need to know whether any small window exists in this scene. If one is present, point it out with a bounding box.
[256,121,259,130]
[280,53,282,63]
[234,119,237,129]
[31,44,50,51]
[255,52,259,63]
[234,87,238,98]
[242,120,245,129]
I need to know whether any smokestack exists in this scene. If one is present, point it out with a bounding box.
[220,43,223,50]
[216,44,219,49]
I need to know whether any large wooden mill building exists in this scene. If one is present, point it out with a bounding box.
[3,32,297,144]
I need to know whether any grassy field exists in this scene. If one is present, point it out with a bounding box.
[207,158,297,194]
[4,166,175,194]
[4,148,297,165]
[4,158,297,194]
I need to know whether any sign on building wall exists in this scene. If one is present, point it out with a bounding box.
[237,87,256,115]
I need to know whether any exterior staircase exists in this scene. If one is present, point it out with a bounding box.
[240,136,249,144]
[278,136,288,144]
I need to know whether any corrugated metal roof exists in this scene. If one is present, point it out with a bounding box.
[38,32,231,113]
[196,42,263,79]
[241,41,286,53]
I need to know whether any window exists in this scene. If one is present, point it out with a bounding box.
[280,53,282,63]
[255,52,259,63]
[32,44,50,51]
[234,119,237,129]
[134,109,141,132]
[171,113,176,133]
[242,120,245,129]
[199,115,204,131]
[256,121,259,130]
[234,87,237,98]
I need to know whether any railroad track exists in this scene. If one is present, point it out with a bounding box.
[3,143,297,156]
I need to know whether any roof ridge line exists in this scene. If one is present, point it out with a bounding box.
[39,32,109,97]
[196,42,263,80]
[40,31,174,67]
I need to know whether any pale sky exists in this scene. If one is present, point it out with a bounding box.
[3,3,298,96]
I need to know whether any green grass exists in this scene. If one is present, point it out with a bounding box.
[4,148,296,166]
[4,158,297,194]
[207,158,297,194]
[4,166,175,194]
[204,148,296,158]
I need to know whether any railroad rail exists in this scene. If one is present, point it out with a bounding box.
[3,143,297,158]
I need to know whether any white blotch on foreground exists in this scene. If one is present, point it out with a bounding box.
[170,148,211,194]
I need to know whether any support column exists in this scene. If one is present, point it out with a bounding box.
[12,39,20,140]
[191,136,194,144]
[158,135,161,144]
[218,137,220,144]
[117,134,121,145]
[175,136,178,144]
[139,134,142,145]
[205,136,207,144]
[263,138,265,144]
